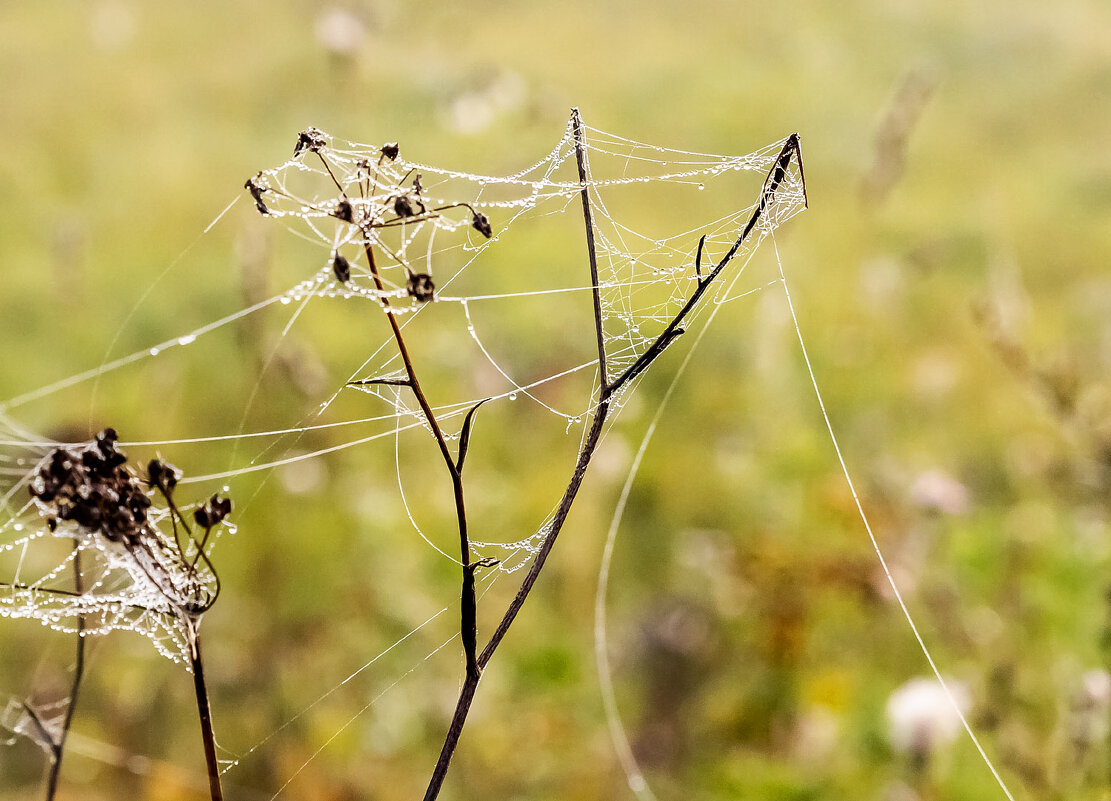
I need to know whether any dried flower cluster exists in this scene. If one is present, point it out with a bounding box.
[24,429,228,617]
[246,129,495,309]
[30,429,151,546]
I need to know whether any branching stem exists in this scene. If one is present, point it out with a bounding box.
[359,236,479,678]
[420,116,805,801]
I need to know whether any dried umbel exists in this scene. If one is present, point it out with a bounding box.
[13,434,234,799]
[244,129,495,316]
[30,429,150,548]
[3,430,231,663]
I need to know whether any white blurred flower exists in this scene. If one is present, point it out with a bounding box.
[909,469,969,516]
[886,676,969,755]
[1081,668,1111,709]
[315,7,366,59]
[90,1,137,52]
[441,72,527,135]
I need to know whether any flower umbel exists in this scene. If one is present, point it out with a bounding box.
[1,430,230,664]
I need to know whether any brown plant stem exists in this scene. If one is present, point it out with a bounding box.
[572,108,608,390]
[421,116,805,801]
[358,239,479,677]
[189,627,223,801]
[44,543,85,801]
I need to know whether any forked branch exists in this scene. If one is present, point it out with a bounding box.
[421,114,806,801]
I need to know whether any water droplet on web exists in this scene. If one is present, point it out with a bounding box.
[177,334,196,346]
[697,183,705,190]
[149,347,161,356]
[12,523,23,532]
[508,393,518,401]
[280,296,292,305]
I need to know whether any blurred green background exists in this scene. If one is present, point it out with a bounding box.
[2,1,1111,799]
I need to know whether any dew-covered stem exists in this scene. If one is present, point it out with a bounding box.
[189,627,223,801]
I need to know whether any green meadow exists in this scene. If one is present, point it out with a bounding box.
[1,2,1109,799]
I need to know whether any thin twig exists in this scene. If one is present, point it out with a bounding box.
[358,237,479,678]
[572,108,609,391]
[327,150,494,697]
[421,117,806,801]
[44,544,85,801]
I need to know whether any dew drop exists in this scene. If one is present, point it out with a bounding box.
[178,334,197,346]
[697,183,705,190]
[12,523,23,532]
[508,393,518,401]
[280,296,292,305]
[149,347,161,356]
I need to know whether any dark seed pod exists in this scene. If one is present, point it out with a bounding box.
[334,198,354,223]
[472,212,492,238]
[244,173,269,215]
[332,253,351,283]
[293,127,329,158]
[406,272,435,303]
[380,142,400,161]
[194,494,232,529]
[148,459,180,495]
[394,195,416,218]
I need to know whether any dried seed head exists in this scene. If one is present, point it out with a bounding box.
[412,173,424,194]
[380,142,400,161]
[147,459,180,496]
[394,195,416,218]
[293,127,329,158]
[406,272,435,303]
[193,494,232,529]
[332,253,351,283]
[472,211,492,238]
[30,430,153,548]
[334,198,355,223]
[244,172,270,215]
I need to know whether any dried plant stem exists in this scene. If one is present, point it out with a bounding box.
[572,108,608,390]
[189,627,223,801]
[44,544,85,801]
[421,114,805,801]
[357,239,480,676]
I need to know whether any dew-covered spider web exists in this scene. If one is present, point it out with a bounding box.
[0,112,1010,801]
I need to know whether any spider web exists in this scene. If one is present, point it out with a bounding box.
[0,114,807,792]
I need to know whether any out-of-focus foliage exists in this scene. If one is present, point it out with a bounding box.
[2,1,1110,799]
